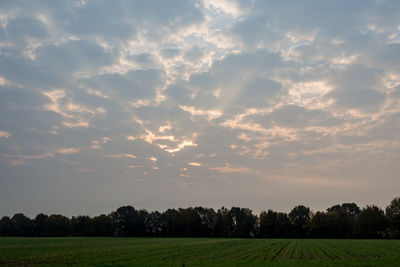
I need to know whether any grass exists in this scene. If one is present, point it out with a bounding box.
[1,237,400,266]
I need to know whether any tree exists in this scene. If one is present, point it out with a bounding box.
[326,209,353,238]
[289,205,311,238]
[92,215,114,236]
[341,203,361,217]
[259,210,279,238]
[215,207,232,237]
[228,207,257,237]
[135,209,149,236]
[194,207,217,237]
[385,197,400,237]
[71,216,93,236]
[145,211,162,236]
[175,208,203,237]
[160,209,179,237]
[356,206,387,238]
[11,213,33,236]
[309,211,330,238]
[276,212,292,237]
[111,206,148,237]
[324,203,360,238]
[45,214,71,236]
[0,216,12,236]
[1,199,399,238]
[33,213,48,236]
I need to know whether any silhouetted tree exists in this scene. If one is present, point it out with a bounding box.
[215,207,231,237]
[176,208,203,237]
[135,209,148,236]
[33,213,48,236]
[289,205,311,238]
[145,211,162,236]
[1,198,398,238]
[92,215,114,236]
[0,216,12,236]
[71,216,93,236]
[328,210,353,238]
[160,209,179,237]
[45,214,71,236]
[259,210,291,238]
[324,203,360,238]
[386,197,400,237]
[11,213,33,236]
[356,206,387,238]
[228,207,257,237]
[309,211,329,238]
[259,210,277,238]
[341,203,361,217]
[194,207,217,236]
[111,206,147,237]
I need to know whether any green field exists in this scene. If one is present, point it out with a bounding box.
[1,238,400,266]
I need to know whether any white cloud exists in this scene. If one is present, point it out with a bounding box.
[188,162,202,166]
[42,89,106,129]
[180,105,222,120]
[56,148,81,155]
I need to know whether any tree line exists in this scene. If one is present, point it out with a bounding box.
[1,197,399,238]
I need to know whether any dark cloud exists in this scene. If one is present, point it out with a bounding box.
[161,48,181,59]
[0,86,47,108]
[35,40,112,73]
[326,66,386,110]
[368,112,400,140]
[254,105,344,129]
[80,69,163,99]
[6,18,48,41]
[0,55,65,88]
[65,1,134,39]
[237,77,282,107]
[128,53,158,68]
[124,0,204,27]
[0,40,112,89]
[164,83,194,105]
[373,43,400,70]
[232,16,280,48]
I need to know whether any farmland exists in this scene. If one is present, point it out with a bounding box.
[1,238,400,266]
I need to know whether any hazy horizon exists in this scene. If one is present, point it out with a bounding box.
[1,0,400,218]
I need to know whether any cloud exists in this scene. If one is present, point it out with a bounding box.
[104,153,136,159]
[326,66,386,111]
[56,148,81,155]
[41,89,105,129]
[34,40,112,73]
[372,43,400,70]
[255,105,344,129]
[180,105,222,121]
[210,162,251,174]
[80,69,163,100]
[1,0,400,216]
[0,131,11,139]
[6,18,48,41]
[60,0,204,44]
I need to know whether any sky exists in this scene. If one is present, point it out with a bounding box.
[1,0,400,217]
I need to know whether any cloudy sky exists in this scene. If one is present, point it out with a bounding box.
[1,0,400,217]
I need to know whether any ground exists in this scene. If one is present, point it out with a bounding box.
[1,237,400,266]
